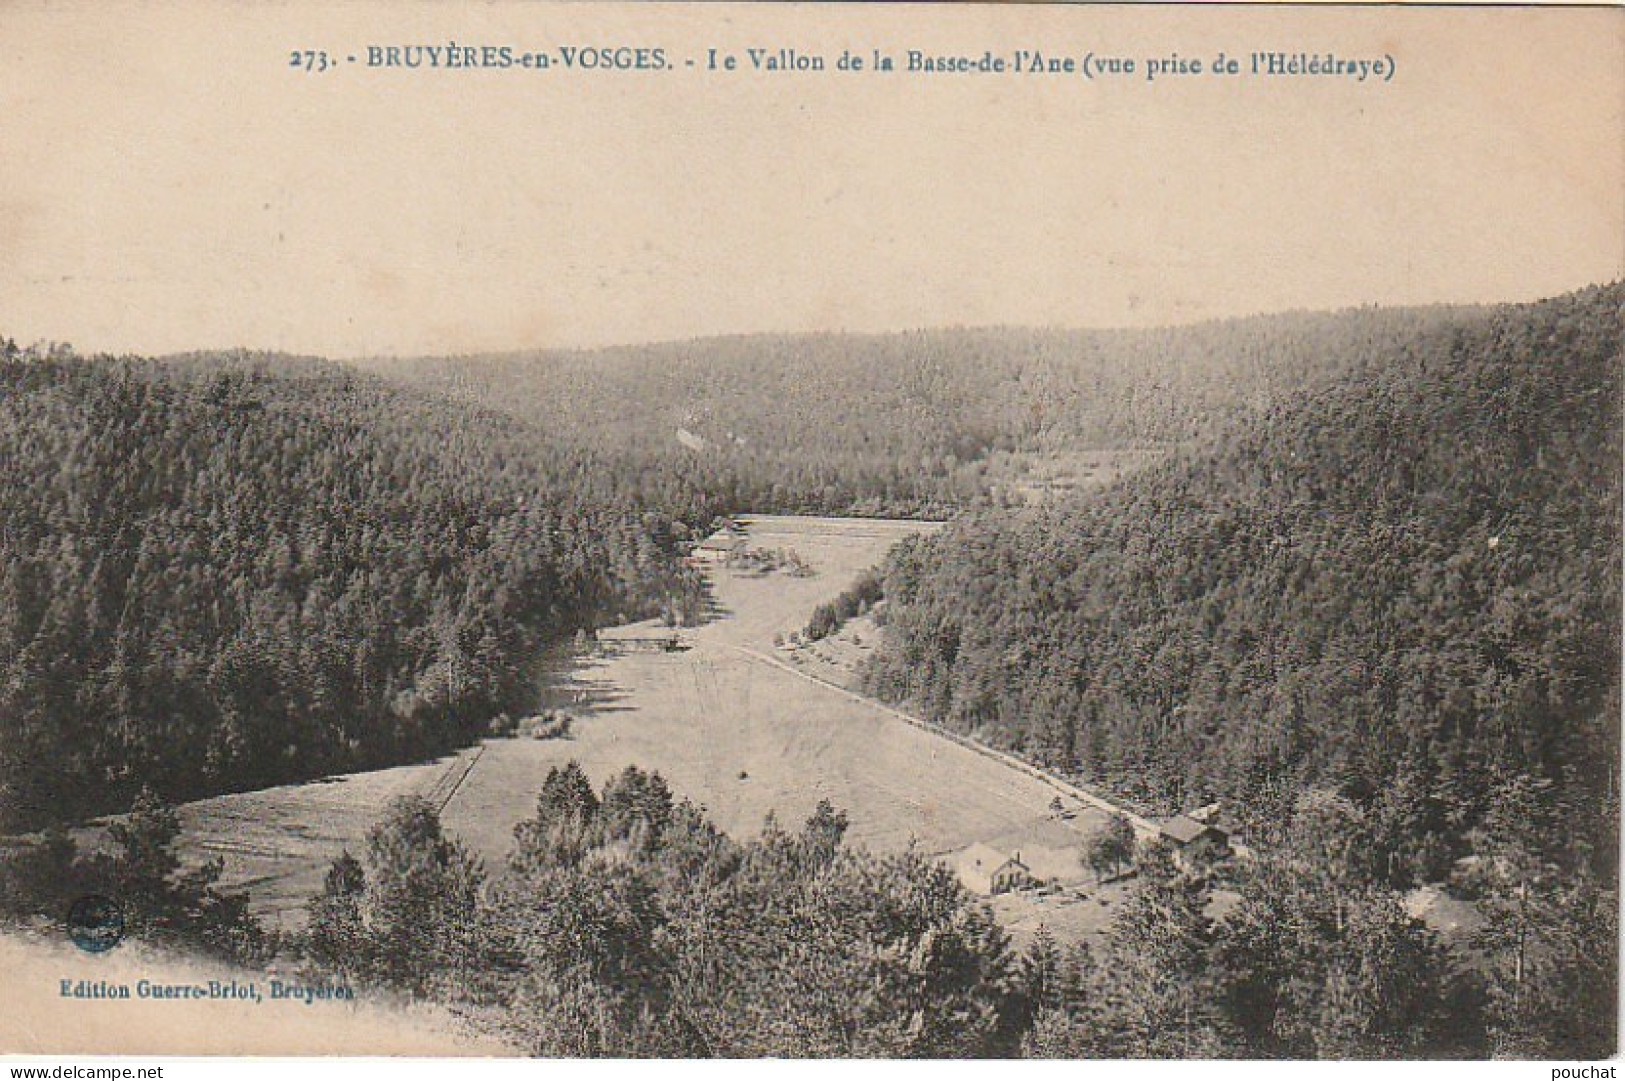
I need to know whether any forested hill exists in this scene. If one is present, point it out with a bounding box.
[866,283,1623,884]
[0,346,721,830]
[356,308,1472,517]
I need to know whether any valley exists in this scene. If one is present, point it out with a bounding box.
[160,515,1118,944]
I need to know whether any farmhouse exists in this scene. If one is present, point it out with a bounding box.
[948,842,1035,896]
[1158,813,1232,869]
[690,526,744,565]
[984,819,1091,882]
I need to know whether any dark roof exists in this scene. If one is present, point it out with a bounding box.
[1160,814,1227,845]
[951,842,1030,875]
[695,532,743,551]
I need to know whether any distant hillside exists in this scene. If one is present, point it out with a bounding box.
[0,347,721,829]
[865,284,1623,884]
[355,309,1474,517]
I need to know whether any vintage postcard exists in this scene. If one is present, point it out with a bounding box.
[0,0,1619,1067]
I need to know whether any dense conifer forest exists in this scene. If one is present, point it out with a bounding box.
[358,308,1474,516]
[866,284,1621,888]
[0,345,721,829]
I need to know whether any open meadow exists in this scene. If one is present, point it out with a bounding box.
[134,516,1115,942]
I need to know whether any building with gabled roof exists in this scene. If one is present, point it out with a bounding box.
[947,842,1035,896]
[689,524,744,565]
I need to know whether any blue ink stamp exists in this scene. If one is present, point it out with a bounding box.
[67,894,125,953]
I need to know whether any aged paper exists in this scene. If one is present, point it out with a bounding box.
[0,0,1620,1065]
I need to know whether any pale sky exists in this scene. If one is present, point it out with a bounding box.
[0,2,1620,358]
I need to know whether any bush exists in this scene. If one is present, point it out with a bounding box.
[803,568,883,641]
[529,713,574,740]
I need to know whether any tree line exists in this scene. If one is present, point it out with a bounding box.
[2,767,1608,1056]
[359,307,1475,518]
[282,764,1612,1058]
[0,344,725,829]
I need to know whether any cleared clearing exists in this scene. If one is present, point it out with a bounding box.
[167,515,1115,932]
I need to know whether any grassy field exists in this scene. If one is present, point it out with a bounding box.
[164,515,1116,936]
